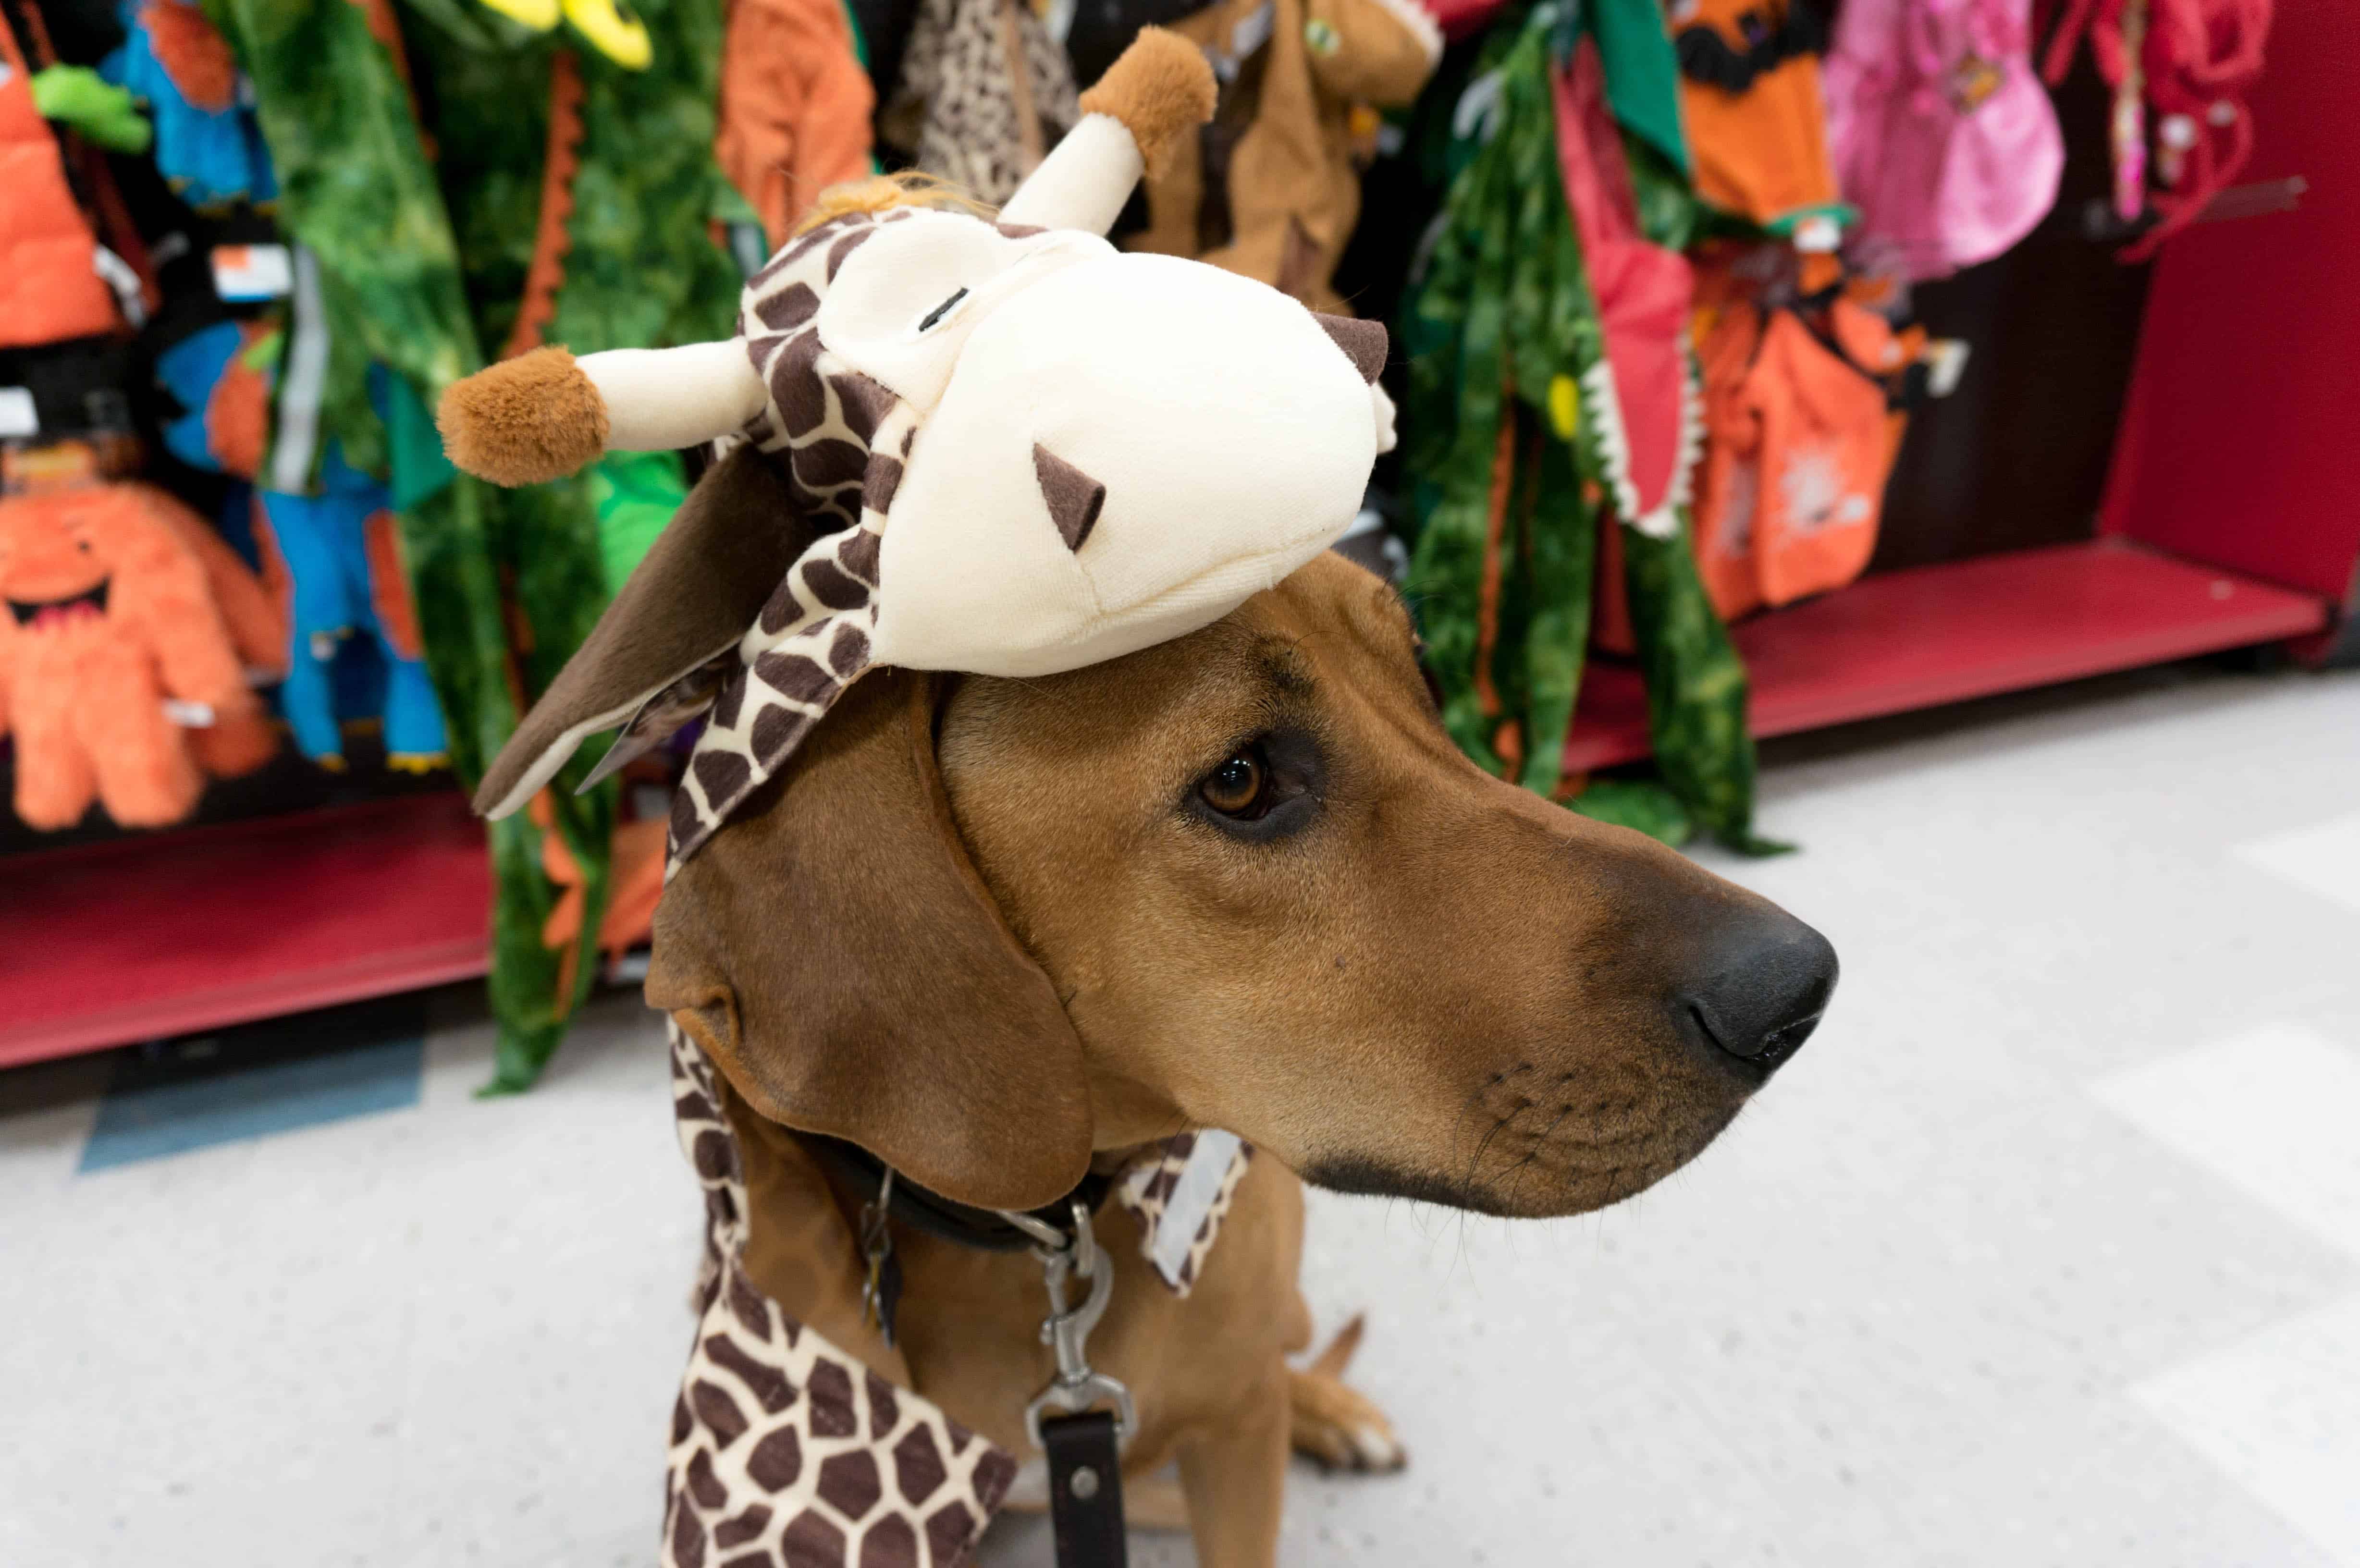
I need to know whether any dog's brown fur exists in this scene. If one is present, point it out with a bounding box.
[649,552,1802,1564]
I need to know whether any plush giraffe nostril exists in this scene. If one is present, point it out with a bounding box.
[1033,444,1108,552]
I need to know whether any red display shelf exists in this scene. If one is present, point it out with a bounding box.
[0,793,491,1068]
[1564,539,2331,773]
[0,539,2327,1070]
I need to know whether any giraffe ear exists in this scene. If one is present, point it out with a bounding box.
[647,668,1094,1212]
[475,448,818,819]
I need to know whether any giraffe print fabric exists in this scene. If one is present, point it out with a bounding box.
[662,1023,1253,1567]
[1113,1130,1255,1296]
[666,1025,1020,1567]
[664,206,1100,870]
[663,210,899,870]
[438,74,1385,1559]
[463,184,1386,845]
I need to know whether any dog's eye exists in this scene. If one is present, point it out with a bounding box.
[1199,748,1270,819]
[1188,730,1322,841]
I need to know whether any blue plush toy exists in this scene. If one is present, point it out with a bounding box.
[101,0,277,209]
[255,447,448,771]
[156,320,448,770]
[154,318,257,472]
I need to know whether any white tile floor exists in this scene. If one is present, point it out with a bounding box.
[4,659,2358,1568]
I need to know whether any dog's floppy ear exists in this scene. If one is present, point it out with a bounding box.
[646,668,1094,1212]
[474,447,818,820]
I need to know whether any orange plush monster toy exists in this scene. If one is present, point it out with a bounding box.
[0,484,267,829]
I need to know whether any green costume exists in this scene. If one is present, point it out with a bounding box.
[207,0,742,1088]
[1401,1,1779,853]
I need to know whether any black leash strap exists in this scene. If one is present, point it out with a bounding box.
[1043,1410,1129,1568]
[1015,1200,1135,1568]
[800,1136,1138,1567]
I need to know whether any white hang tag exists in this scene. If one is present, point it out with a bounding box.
[0,387,37,438]
[212,243,295,303]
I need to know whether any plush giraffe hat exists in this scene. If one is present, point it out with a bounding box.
[442,29,1394,864]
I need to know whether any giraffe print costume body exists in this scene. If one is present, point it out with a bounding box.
[664,1020,1253,1566]
[664,1023,1019,1567]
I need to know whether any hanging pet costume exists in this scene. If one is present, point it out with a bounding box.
[100,0,276,208]
[154,320,451,769]
[876,0,1080,205]
[1549,7,1701,541]
[1,8,124,350]
[1688,290,1904,618]
[1125,0,1442,310]
[1671,0,1847,246]
[256,448,449,769]
[437,31,1389,1564]
[1402,6,1776,850]
[712,0,877,245]
[2039,0,2270,260]
[1820,0,2063,280]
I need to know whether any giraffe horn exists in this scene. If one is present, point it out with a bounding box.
[998,28,1216,235]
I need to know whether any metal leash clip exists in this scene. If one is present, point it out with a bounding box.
[1002,1199,1135,1450]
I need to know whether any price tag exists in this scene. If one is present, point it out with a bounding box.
[0,386,37,438]
[212,244,294,302]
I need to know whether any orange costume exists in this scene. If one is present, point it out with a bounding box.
[1669,0,1845,241]
[0,12,123,349]
[1690,293,1906,618]
[713,0,876,246]
[0,484,280,830]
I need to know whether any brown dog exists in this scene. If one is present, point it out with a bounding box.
[637,519,1836,1562]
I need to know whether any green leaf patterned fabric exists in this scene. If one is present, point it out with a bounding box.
[207,0,743,1088]
[1401,5,1777,852]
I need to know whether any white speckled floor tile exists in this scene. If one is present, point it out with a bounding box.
[2135,1293,2360,1566]
[2237,812,2360,919]
[2094,1022,2360,1262]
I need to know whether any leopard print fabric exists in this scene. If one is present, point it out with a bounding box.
[885,0,1079,204]
[665,1027,1020,1567]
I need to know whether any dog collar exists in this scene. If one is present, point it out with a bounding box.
[795,1127,1120,1255]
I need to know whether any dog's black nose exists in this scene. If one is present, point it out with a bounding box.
[1680,911,1837,1073]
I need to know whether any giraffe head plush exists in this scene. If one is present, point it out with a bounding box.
[440,29,1396,862]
